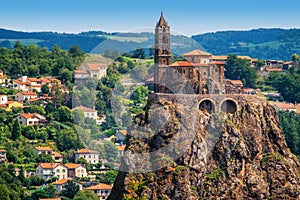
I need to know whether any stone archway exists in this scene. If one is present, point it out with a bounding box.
[199,99,216,113]
[220,99,238,113]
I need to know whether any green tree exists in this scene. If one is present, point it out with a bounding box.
[21,126,37,139]
[41,84,50,94]
[56,129,83,152]
[133,48,146,59]
[73,190,98,200]
[24,105,46,115]
[60,180,79,199]
[225,55,258,88]
[11,119,21,140]
[0,184,11,200]
[104,141,119,162]
[72,109,85,125]
[55,106,72,123]
[36,153,54,163]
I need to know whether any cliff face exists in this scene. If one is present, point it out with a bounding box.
[109,98,300,200]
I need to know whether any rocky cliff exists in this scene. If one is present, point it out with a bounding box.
[108,97,300,200]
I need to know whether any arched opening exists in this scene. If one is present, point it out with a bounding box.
[221,99,238,113]
[199,99,215,113]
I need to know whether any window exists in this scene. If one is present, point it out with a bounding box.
[62,169,66,172]
[203,72,207,76]
[56,169,60,173]
[215,68,219,72]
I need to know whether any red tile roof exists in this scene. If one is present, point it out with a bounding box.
[170,61,194,67]
[20,113,37,119]
[118,130,127,136]
[74,70,89,74]
[272,102,297,110]
[86,63,107,71]
[18,91,37,96]
[75,148,99,154]
[182,49,212,56]
[39,163,62,169]
[265,68,283,72]
[73,105,97,112]
[53,151,63,157]
[64,163,82,169]
[35,146,53,151]
[116,145,126,151]
[85,183,113,190]
[52,178,69,185]
[229,80,243,85]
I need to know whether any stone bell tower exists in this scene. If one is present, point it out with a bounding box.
[154,12,171,93]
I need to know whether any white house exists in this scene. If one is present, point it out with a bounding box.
[64,163,88,178]
[36,163,68,180]
[34,146,63,163]
[0,95,8,104]
[73,106,98,121]
[84,183,113,200]
[17,113,47,126]
[15,91,38,102]
[74,62,108,80]
[75,149,100,164]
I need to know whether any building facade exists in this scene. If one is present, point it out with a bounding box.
[74,149,100,164]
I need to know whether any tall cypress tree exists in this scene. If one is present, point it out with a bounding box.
[11,119,21,141]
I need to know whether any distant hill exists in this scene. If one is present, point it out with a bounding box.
[2,28,300,60]
[0,28,107,52]
[0,29,201,56]
[192,28,300,60]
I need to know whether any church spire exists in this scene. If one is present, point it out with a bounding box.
[157,12,168,27]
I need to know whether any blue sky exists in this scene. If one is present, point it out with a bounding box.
[1,0,300,36]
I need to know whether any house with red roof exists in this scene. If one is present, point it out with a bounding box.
[36,163,68,180]
[84,183,113,200]
[75,148,100,164]
[15,91,38,102]
[64,163,87,178]
[17,113,47,126]
[34,146,63,163]
[75,62,107,80]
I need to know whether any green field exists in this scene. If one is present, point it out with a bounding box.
[2,39,44,46]
[85,54,113,64]
[106,35,149,43]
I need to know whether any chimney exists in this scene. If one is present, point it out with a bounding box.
[21,76,27,82]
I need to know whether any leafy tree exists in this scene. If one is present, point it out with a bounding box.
[0,184,11,200]
[11,119,21,140]
[104,141,119,162]
[266,68,300,103]
[97,169,118,184]
[130,86,148,105]
[76,157,90,170]
[21,126,37,139]
[31,184,58,200]
[24,105,46,115]
[55,129,83,152]
[28,176,46,186]
[133,48,146,59]
[41,84,50,94]
[55,106,72,123]
[73,190,98,200]
[36,153,54,163]
[72,109,85,125]
[60,180,79,199]
[225,55,258,88]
